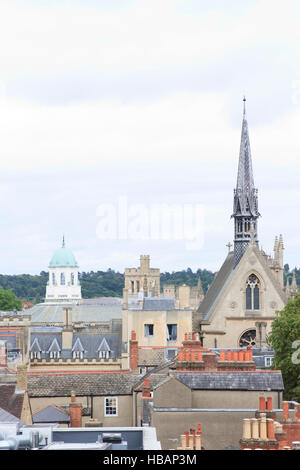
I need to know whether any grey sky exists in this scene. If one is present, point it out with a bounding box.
[0,0,299,275]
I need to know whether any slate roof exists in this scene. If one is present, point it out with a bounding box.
[0,334,16,350]
[28,373,142,397]
[197,252,234,319]
[0,406,24,424]
[0,384,25,419]
[173,371,284,391]
[143,298,175,311]
[33,404,70,424]
[28,301,122,324]
[29,332,122,359]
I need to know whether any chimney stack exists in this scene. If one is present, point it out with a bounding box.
[62,307,73,350]
[142,378,151,398]
[69,392,82,428]
[129,331,138,371]
[0,344,7,367]
[16,361,27,391]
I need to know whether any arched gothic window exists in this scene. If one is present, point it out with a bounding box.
[246,274,260,310]
[60,273,65,285]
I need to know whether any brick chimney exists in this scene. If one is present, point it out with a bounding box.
[129,331,138,371]
[142,378,151,398]
[0,344,7,367]
[16,361,27,391]
[69,391,82,427]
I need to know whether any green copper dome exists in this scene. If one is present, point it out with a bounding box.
[49,238,78,268]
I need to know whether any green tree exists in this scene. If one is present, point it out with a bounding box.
[0,289,22,311]
[269,293,300,401]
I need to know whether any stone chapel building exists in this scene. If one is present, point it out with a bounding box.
[194,98,297,349]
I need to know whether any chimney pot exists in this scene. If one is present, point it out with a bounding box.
[267,419,275,440]
[283,401,290,420]
[220,350,226,361]
[266,397,273,411]
[144,378,150,388]
[294,404,300,420]
[259,396,266,411]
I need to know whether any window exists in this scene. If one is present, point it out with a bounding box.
[136,280,140,292]
[104,397,118,416]
[246,274,260,310]
[71,273,75,285]
[61,273,65,285]
[99,350,110,359]
[145,324,154,336]
[265,356,273,367]
[73,350,83,359]
[131,281,134,293]
[167,324,177,341]
[52,273,56,285]
[50,351,60,359]
[165,348,178,361]
[30,351,41,359]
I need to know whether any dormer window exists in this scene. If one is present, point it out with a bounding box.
[73,350,83,359]
[97,337,111,359]
[50,351,60,359]
[30,351,41,359]
[99,350,110,359]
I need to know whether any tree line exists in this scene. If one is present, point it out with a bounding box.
[0,268,216,305]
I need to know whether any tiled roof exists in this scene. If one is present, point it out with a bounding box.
[0,406,24,424]
[173,371,284,391]
[28,372,141,397]
[0,384,25,419]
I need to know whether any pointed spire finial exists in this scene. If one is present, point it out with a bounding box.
[62,235,65,248]
[243,95,246,116]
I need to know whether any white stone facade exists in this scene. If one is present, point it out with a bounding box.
[46,266,81,302]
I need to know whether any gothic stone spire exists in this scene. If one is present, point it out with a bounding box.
[232,98,260,267]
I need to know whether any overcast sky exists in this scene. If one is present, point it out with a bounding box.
[0,0,300,275]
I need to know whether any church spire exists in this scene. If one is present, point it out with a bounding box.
[232,98,260,267]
